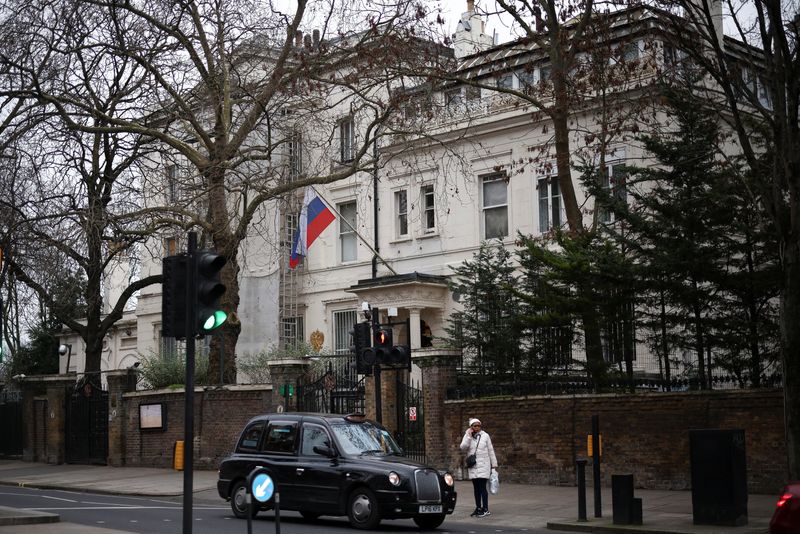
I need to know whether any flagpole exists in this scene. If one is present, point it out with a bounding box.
[309,185,398,276]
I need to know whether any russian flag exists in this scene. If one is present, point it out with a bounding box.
[289,188,336,269]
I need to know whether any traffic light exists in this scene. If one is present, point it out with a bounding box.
[162,254,188,339]
[351,322,373,374]
[374,328,393,365]
[386,344,411,368]
[196,250,227,336]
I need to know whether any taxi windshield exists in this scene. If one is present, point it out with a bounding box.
[330,421,403,456]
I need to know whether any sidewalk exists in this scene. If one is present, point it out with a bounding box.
[0,460,776,533]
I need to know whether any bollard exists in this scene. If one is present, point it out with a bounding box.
[576,459,588,521]
[592,415,602,518]
[275,492,281,534]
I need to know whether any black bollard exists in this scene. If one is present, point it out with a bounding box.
[274,491,281,534]
[592,415,602,518]
[576,459,588,521]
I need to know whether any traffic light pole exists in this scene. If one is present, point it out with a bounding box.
[183,232,197,534]
[372,309,382,424]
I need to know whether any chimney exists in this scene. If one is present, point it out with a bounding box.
[295,31,302,47]
[313,29,320,48]
[453,0,494,58]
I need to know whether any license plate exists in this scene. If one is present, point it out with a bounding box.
[419,505,442,514]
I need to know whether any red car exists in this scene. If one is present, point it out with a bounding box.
[770,482,800,534]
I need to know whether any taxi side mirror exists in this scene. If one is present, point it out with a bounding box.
[313,445,337,458]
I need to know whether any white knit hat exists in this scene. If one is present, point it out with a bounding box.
[469,418,481,426]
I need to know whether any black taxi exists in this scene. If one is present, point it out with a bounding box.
[217,412,457,530]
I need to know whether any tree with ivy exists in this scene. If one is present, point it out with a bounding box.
[446,243,521,379]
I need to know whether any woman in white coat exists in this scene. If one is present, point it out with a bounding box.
[459,417,498,517]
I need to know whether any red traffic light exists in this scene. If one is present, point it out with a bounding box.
[375,328,393,348]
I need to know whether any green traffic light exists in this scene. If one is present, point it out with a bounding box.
[202,310,228,331]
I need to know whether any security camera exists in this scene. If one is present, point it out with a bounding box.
[58,344,70,356]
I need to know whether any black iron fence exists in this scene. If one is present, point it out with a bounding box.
[395,376,425,463]
[297,355,365,414]
[0,389,22,457]
[450,327,783,400]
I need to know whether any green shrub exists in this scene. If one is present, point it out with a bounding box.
[138,350,209,389]
[238,342,330,384]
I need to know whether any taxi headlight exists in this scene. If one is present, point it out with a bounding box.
[388,471,401,486]
[444,473,454,486]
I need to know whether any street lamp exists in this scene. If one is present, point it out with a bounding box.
[58,344,72,374]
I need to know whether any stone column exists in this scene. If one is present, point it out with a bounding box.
[413,349,460,470]
[106,369,138,467]
[267,359,311,412]
[18,378,45,462]
[43,375,79,464]
[408,307,422,349]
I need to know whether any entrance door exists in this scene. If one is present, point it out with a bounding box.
[65,380,108,465]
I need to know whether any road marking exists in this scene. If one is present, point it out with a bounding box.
[40,495,79,503]
[27,506,227,511]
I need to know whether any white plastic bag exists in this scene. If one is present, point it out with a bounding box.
[489,468,499,494]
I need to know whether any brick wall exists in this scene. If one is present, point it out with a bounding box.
[444,389,785,494]
[123,385,272,469]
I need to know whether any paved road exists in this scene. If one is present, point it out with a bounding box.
[2,486,546,534]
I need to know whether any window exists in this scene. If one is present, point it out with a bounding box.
[598,163,628,224]
[301,423,333,456]
[333,309,358,355]
[262,422,298,454]
[538,168,562,233]
[164,236,179,256]
[339,201,357,262]
[422,184,435,233]
[288,132,302,181]
[444,88,463,108]
[395,190,408,238]
[482,173,508,240]
[615,41,640,63]
[496,73,513,89]
[466,85,481,102]
[166,164,178,203]
[539,65,551,84]
[238,422,265,451]
[518,68,535,93]
[339,117,355,163]
[280,316,304,348]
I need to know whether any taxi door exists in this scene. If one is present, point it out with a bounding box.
[293,422,342,513]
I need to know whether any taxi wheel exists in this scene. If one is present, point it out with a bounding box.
[230,480,259,519]
[413,513,446,530]
[347,487,381,530]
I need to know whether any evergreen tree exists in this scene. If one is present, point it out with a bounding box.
[446,243,521,378]
[594,87,779,388]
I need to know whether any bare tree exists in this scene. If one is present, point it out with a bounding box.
[417,1,658,384]
[1,0,445,382]
[0,0,168,376]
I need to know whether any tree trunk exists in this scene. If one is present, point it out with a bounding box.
[204,163,241,384]
[781,241,800,479]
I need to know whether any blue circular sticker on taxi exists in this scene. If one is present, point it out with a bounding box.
[251,472,274,503]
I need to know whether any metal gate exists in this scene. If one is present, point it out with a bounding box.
[65,379,108,465]
[0,390,22,457]
[296,356,365,414]
[396,376,425,463]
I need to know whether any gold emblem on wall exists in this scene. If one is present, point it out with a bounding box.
[310,330,324,352]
